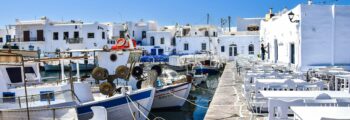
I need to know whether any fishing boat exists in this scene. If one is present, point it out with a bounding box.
[0,52,155,120]
[151,68,192,109]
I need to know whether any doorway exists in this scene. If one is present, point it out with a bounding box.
[274,39,278,63]
[290,43,295,64]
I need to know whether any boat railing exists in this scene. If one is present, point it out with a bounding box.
[66,38,83,44]
[0,90,78,109]
[7,77,80,89]
[0,106,78,119]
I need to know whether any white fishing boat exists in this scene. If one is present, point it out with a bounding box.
[152,69,192,109]
[0,52,155,120]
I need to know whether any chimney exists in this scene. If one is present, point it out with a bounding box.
[308,0,312,5]
[269,8,273,14]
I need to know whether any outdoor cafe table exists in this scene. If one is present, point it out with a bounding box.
[255,79,306,84]
[260,91,350,99]
[291,106,350,120]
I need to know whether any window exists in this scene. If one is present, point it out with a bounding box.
[150,36,155,45]
[74,31,79,38]
[142,31,146,38]
[160,37,164,44]
[53,32,59,40]
[0,37,3,42]
[119,31,125,38]
[37,30,44,41]
[201,43,206,51]
[248,44,254,54]
[205,31,209,37]
[184,43,189,51]
[23,31,30,41]
[102,32,105,39]
[213,32,216,37]
[171,37,176,46]
[87,33,94,38]
[247,25,260,31]
[221,46,225,52]
[64,32,69,40]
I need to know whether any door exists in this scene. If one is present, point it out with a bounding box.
[74,32,79,38]
[290,43,295,64]
[23,31,30,41]
[274,40,278,63]
[158,49,164,55]
[229,44,237,60]
[151,49,156,55]
[37,30,44,41]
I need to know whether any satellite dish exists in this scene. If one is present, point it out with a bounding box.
[115,65,130,80]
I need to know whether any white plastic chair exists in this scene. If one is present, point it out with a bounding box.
[90,106,108,120]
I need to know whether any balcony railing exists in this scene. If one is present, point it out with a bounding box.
[66,38,83,44]
[14,37,46,42]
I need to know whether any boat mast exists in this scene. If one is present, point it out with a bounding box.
[21,55,30,120]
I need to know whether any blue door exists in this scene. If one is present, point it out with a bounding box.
[151,49,156,55]
[158,49,164,55]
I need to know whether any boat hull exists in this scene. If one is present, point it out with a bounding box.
[77,87,155,120]
[152,82,192,109]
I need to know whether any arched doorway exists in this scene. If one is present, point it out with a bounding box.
[150,36,155,45]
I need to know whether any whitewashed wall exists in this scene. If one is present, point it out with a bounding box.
[218,35,260,61]
[261,4,350,71]
[175,37,218,54]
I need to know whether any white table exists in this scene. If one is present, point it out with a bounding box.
[260,91,350,99]
[256,79,305,84]
[291,106,350,120]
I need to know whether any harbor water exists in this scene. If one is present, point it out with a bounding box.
[41,70,220,120]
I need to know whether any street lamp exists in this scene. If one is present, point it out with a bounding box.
[288,11,300,23]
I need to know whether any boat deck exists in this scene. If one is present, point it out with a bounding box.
[204,62,263,120]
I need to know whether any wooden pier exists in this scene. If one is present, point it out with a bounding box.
[204,62,251,120]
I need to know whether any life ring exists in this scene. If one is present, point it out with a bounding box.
[116,38,126,46]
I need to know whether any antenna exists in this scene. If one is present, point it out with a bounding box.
[207,13,210,25]
[228,16,231,32]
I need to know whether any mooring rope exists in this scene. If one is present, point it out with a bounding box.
[193,85,215,94]
[126,95,150,120]
[168,91,208,109]
[125,97,137,120]
[125,94,166,120]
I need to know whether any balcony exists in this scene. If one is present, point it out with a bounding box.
[66,38,83,44]
[15,37,45,42]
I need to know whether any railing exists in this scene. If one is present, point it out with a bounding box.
[13,37,46,42]
[0,90,78,109]
[66,38,83,44]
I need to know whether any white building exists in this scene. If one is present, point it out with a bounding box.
[218,18,262,61]
[0,26,16,47]
[7,17,109,53]
[175,25,220,55]
[141,26,177,55]
[260,3,350,71]
[106,20,158,45]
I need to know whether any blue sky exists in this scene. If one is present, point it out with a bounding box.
[1,0,349,27]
